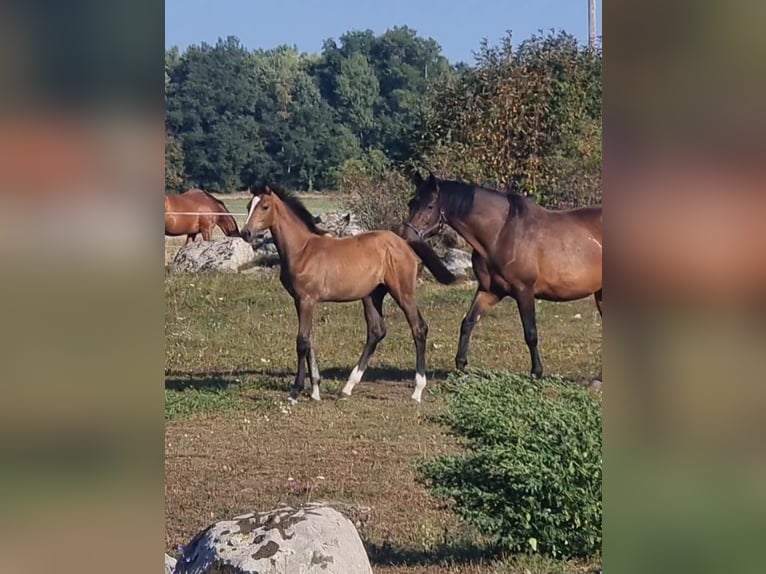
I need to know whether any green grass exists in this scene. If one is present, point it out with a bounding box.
[165,273,602,573]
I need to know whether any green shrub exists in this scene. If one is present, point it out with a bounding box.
[419,370,601,559]
[337,149,411,232]
[418,30,602,208]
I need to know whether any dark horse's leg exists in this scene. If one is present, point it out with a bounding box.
[592,289,603,386]
[341,286,387,398]
[288,297,315,404]
[516,287,543,378]
[455,287,501,370]
[594,289,603,316]
[185,233,197,245]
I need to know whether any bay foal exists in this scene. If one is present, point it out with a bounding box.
[240,185,456,404]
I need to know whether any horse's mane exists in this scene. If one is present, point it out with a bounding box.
[256,184,325,235]
[438,179,529,219]
[201,190,230,212]
[182,188,232,212]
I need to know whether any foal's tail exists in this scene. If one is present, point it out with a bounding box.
[408,240,457,285]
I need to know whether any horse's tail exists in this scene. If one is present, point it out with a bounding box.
[407,240,457,285]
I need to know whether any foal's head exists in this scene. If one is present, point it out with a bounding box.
[240,186,277,241]
[241,185,327,241]
[403,171,445,242]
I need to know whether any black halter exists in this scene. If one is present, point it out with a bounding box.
[403,209,446,241]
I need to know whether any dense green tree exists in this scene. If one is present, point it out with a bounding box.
[165,132,186,193]
[334,53,379,146]
[419,31,602,207]
[166,37,264,191]
[164,28,600,204]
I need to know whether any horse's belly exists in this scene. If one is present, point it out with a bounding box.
[534,265,601,301]
[312,259,385,302]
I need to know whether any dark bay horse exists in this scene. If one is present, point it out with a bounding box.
[240,185,457,404]
[165,189,240,244]
[403,172,602,379]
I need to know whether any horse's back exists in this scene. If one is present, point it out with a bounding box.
[318,229,411,257]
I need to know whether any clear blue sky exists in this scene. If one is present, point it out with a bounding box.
[165,0,602,64]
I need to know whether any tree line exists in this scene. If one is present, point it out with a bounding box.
[166,27,601,210]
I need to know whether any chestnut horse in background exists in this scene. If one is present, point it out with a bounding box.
[240,184,457,404]
[165,189,240,244]
[403,172,602,381]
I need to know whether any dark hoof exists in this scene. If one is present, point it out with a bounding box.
[455,357,468,371]
[531,370,543,379]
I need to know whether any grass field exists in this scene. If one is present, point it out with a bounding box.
[165,272,602,573]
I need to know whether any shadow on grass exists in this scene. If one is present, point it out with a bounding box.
[365,540,497,569]
[165,365,455,388]
[165,376,239,392]
[318,365,454,383]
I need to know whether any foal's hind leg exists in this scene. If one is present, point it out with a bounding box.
[515,287,543,378]
[341,287,387,398]
[307,346,321,401]
[390,289,429,402]
[455,287,501,371]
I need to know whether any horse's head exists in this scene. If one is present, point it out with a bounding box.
[402,170,445,242]
[240,185,276,241]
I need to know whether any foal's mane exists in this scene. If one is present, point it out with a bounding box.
[257,184,324,235]
[438,179,528,219]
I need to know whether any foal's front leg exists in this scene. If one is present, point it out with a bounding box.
[289,297,316,405]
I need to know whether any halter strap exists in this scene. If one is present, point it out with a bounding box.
[403,209,446,240]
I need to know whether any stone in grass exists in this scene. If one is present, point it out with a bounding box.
[173,502,373,574]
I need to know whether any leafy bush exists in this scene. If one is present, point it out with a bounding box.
[419,370,602,559]
[419,30,602,208]
[337,149,411,232]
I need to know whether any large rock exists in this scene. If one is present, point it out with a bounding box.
[442,248,473,278]
[170,237,257,273]
[173,503,373,574]
[165,554,177,574]
[315,212,364,237]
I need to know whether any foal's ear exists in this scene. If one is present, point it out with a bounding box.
[262,185,273,195]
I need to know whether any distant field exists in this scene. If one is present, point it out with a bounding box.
[210,191,342,218]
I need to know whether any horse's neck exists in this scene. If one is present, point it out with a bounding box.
[269,205,315,265]
[449,188,512,259]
